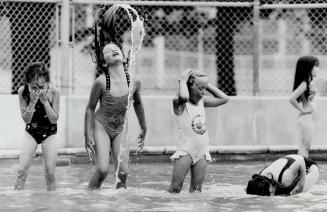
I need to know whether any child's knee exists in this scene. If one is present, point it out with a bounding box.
[168,184,182,193]
[115,171,128,189]
[189,183,202,192]
[17,169,29,180]
[118,171,128,182]
[15,169,29,190]
[45,171,56,182]
[45,172,56,191]
[168,179,184,193]
[97,168,109,180]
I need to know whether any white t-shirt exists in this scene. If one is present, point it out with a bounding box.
[171,99,211,164]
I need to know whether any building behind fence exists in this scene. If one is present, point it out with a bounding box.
[1,0,327,96]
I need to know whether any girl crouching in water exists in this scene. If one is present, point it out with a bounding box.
[15,62,60,191]
[168,69,229,193]
[246,154,319,196]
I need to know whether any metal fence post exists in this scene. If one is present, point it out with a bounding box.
[253,0,260,96]
[59,0,71,146]
[60,0,71,95]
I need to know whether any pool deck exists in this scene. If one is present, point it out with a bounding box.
[1,145,327,164]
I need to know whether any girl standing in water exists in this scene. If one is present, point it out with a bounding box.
[289,56,319,157]
[168,69,229,193]
[15,62,60,191]
[84,6,147,189]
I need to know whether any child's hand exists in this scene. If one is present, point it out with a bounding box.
[29,90,39,104]
[136,129,146,151]
[180,69,193,82]
[39,90,49,105]
[85,136,96,163]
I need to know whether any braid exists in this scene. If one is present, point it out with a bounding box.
[94,6,110,76]
[123,50,131,87]
[93,5,136,88]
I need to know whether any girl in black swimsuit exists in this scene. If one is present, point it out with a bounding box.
[14,62,60,191]
[246,154,319,196]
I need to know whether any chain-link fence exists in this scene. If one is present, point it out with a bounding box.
[0,1,58,94]
[1,0,327,96]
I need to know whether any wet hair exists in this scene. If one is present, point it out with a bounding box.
[246,174,272,196]
[22,61,50,102]
[186,71,207,88]
[292,56,319,101]
[246,173,301,196]
[94,5,132,76]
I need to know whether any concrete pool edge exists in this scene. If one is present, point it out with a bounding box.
[1,145,327,163]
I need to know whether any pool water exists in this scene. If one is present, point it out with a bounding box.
[1,159,327,212]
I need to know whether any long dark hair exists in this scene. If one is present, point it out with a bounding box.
[94,5,132,76]
[292,56,319,101]
[246,174,300,196]
[22,62,50,103]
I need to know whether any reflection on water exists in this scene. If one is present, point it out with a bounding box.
[1,161,326,211]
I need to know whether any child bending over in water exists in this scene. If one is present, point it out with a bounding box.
[247,154,319,196]
[168,69,229,193]
[15,62,60,191]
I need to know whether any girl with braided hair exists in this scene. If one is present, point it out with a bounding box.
[84,5,147,189]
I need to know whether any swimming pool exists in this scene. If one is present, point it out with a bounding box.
[1,159,326,212]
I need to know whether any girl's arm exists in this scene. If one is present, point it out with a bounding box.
[133,80,147,149]
[40,88,60,124]
[84,78,102,160]
[84,78,102,140]
[290,159,306,194]
[18,86,38,124]
[204,83,230,107]
[173,70,192,116]
[289,82,312,114]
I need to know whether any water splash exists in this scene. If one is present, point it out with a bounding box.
[111,4,145,187]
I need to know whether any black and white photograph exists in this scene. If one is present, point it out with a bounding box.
[0,0,326,211]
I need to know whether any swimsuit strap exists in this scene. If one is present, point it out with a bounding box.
[278,156,296,183]
[104,70,130,90]
[259,164,269,175]
[125,70,130,87]
[105,72,110,90]
[303,157,317,169]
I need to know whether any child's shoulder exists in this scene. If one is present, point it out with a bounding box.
[93,74,106,90]
[17,86,25,95]
[95,74,106,84]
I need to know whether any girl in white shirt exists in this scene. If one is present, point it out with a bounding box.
[168,69,229,193]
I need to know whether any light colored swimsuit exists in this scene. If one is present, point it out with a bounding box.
[297,81,317,136]
[171,99,212,164]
